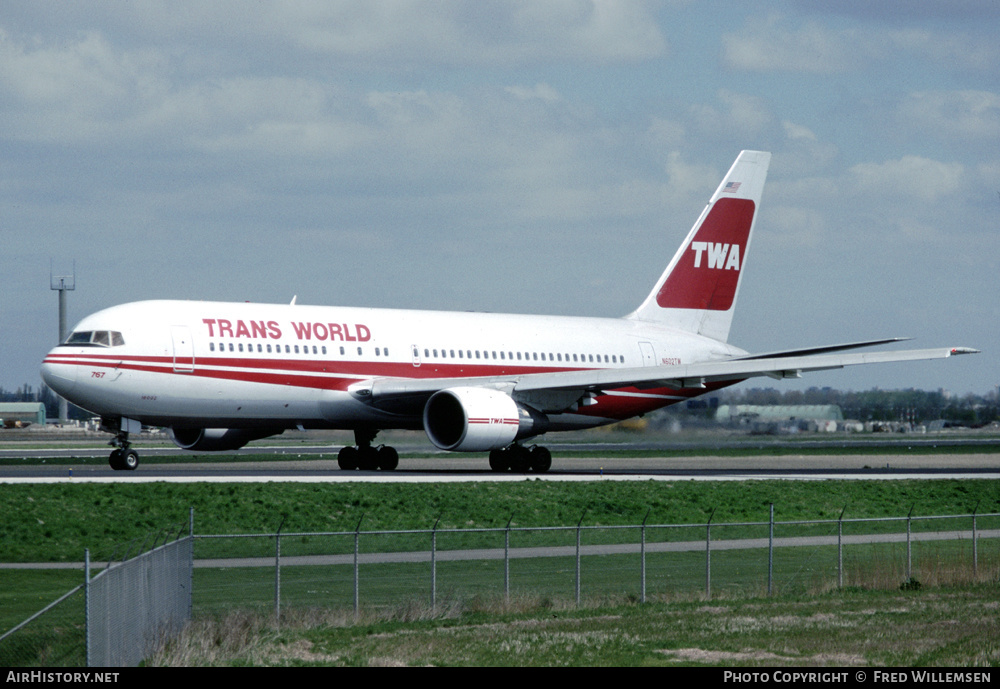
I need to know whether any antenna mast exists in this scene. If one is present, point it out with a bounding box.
[50,260,76,425]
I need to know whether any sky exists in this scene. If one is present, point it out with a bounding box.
[2,1,997,398]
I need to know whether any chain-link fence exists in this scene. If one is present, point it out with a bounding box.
[191,509,1000,621]
[86,534,193,667]
[4,508,998,666]
[1,522,192,668]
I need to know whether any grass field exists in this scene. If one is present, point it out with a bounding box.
[148,584,1000,666]
[2,452,999,666]
[3,477,999,562]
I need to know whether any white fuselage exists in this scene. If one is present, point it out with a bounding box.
[41,299,746,433]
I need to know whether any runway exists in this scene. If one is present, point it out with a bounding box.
[2,444,1000,483]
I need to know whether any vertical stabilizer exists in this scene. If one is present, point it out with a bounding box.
[628,150,770,342]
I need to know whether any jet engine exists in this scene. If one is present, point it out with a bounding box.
[170,427,283,452]
[423,387,547,452]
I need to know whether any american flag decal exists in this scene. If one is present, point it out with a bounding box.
[723,182,741,193]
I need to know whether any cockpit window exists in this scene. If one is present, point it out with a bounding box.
[63,331,125,347]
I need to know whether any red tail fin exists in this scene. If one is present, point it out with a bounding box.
[628,150,770,342]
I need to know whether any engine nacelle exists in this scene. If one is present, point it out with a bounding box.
[170,427,283,452]
[423,387,547,452]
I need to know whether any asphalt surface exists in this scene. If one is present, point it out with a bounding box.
[2,438,1000,481]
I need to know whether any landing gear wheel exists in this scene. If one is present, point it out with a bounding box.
[122,449,140,471]
[109,449,124,470]
[337,445,359,470]
[376,446,399,471]
[357,445,379,471]
[529,446,552,473]
[508,445,531,473]
[489,449,509,472]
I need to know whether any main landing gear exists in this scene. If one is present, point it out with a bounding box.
[337,428,399,471]
[489,444,552,473]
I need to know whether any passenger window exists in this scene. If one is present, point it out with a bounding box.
[357,347,362,355]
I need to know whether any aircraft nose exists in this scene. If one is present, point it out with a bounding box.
[40,350,78,398]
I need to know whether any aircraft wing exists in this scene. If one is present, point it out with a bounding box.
[362,345,978,415]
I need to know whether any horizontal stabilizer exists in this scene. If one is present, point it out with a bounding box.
[732,338,912,361]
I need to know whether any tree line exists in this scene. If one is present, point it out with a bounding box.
[708,386,999,426]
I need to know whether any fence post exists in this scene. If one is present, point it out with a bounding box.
[575,511,587,606]
[972,501,980,578]
[768,503,774,596]
[906,505,914,581]
[189,508,195,620]
[431,517,440,612]
[353,514,364,619]
[504,513,513,604]
[706,509,716,598]
[275,517,285,627]
[641,509,650,604]
[838,505,847,589]
[84,548,91,668]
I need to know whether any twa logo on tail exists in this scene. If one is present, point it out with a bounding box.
[690,241,740,270]
[655,197,755,311]
[629,150,770,342]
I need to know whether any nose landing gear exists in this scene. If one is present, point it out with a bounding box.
[109,445,140,471]
[104,417,141,471]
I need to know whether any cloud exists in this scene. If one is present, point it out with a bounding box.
[897,90,1000,142]
[3,1,667,67]
[722,15,872,73]
[848,156,964,203]
[722,12,1000,75]
[505,83,562,103]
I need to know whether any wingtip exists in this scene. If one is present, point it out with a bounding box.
[950,347,980,355]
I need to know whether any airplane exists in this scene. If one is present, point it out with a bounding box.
[40,150,978,471]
